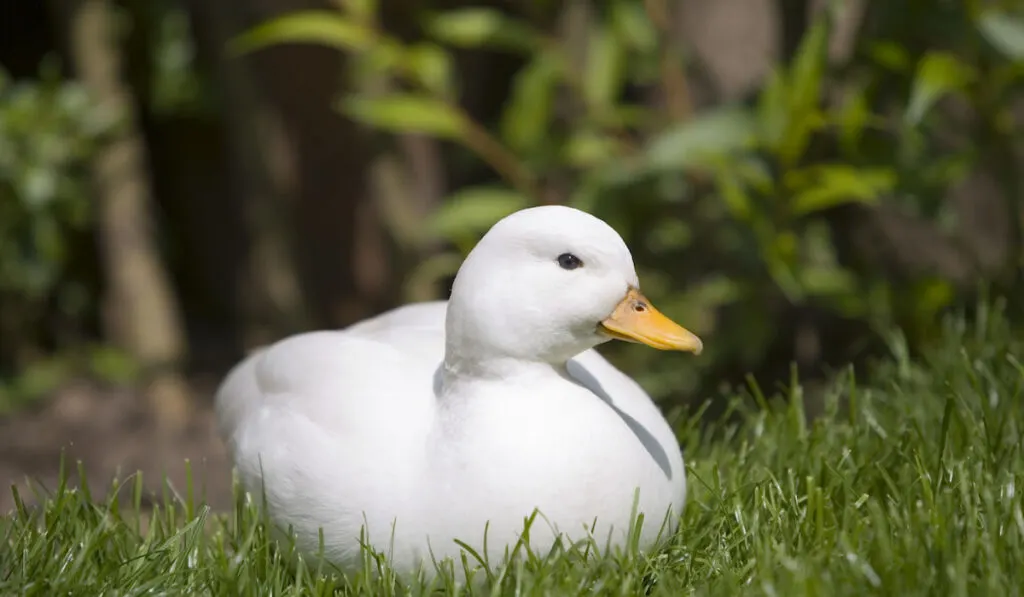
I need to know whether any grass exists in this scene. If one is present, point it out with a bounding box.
[2,303,1023,595]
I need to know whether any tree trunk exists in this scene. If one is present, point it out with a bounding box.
[51,0,191,430]
[182,0,308,351]
[184,0,396,340]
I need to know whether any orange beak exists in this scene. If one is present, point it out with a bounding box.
[599,288,703,354]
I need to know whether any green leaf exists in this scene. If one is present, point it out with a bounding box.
[403,44,454,97]
[430,187,530,241]
[788,17,828,114]
[601,105,650,129]
[645,107,756,171]
[905,52,975,125]
[425,8,539,53]
[780,16,828,165]
[610,0,658,54]
[713,163,752,221]
[352,38,405,78]
[978,10,1024,60]
[764,236,804,302]
[867,41,912,72]
[337,0,377,21]
[787,165,896,216]
[230,11,374,56]
[340,94,465,139]
[837,84,871,155]
[500,54,563,154]
[563,130,620,167]
[782,109,827,164]
[800,265,857,297]
[734,156,775,195]
[584,24,626,109]
[757,68,789,151]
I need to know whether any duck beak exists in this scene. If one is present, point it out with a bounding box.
[599,288,703,354]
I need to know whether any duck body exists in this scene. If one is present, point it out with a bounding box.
[215,207,702,576]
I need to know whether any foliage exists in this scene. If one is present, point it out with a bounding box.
[0,0,196,409]
[0,0,1022,414]
[0,63,114,383]
[233,0,1024,402]
[0,345,141,416]
[3,305,1023,594]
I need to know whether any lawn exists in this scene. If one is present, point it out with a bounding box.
[2,303,1023,596]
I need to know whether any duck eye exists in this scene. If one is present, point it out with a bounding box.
[557,253,583,270]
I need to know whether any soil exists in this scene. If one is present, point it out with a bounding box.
[0,378,234,515]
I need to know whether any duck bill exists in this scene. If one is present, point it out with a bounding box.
[599,288,703,354]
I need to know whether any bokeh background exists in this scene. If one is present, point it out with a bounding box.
[1,0,1022,512]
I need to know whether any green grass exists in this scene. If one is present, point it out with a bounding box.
[2,303,1023,595]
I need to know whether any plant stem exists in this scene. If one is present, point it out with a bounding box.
[458,111,539,200]
[644,0,693,123]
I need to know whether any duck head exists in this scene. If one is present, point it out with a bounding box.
[443,206,702,374]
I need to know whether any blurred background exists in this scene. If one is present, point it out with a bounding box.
[0,0,1022,511]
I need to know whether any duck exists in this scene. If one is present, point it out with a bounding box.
[214,205,703,577]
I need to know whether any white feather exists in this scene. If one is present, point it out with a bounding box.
[215,206,691,577]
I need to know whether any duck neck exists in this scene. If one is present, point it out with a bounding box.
[440,276,593,392]
[441,351,565,391]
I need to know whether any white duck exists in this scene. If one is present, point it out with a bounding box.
[215,205,703,577]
